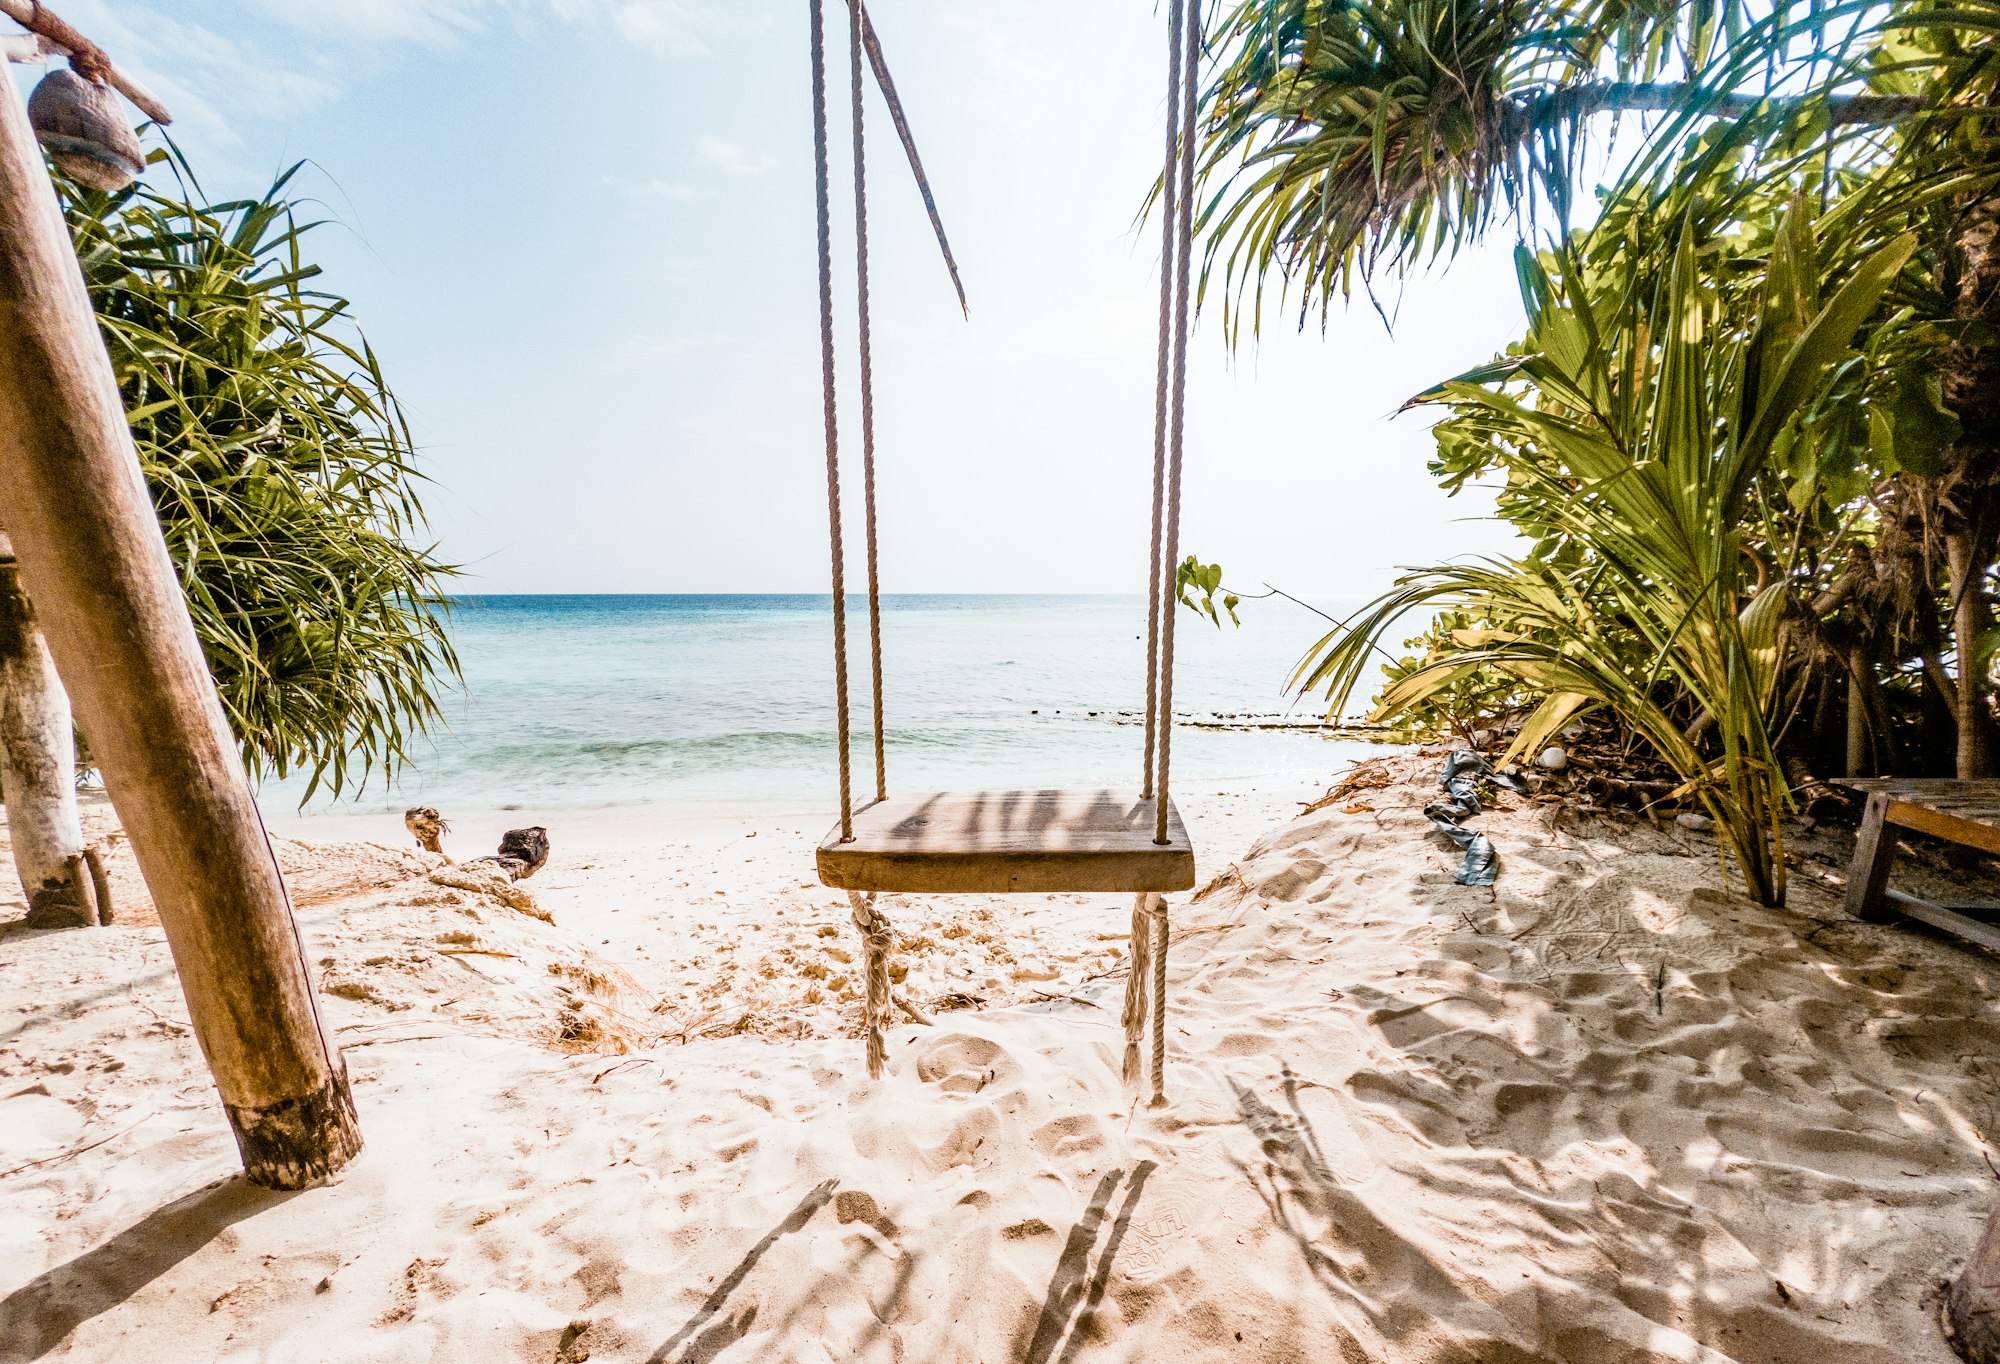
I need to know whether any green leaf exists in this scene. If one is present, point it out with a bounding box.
[1886,367,1960,478]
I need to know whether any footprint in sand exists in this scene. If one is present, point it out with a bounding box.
[0,1088,86,1163]
[913,1032,1019,1095]
[1028,1113,1105,1161]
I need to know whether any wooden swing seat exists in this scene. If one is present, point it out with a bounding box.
[817,788,1195,894]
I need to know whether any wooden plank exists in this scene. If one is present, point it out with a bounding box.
[1884,890,2000,956]
[818,789,1195,894]
[1888,794,2000,811]
[0,64,359,1188]
[1882,796,2000,822]
[1883,799,2000,858]
[1844,791,1898,923]
[1836,778,1993,794]
[1884,790,2000,805]
[1933,900,2000,920]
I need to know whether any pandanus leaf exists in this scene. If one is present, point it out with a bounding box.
[1502,691,1591,766]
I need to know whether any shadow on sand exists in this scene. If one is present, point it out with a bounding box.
[0,1175,294,1362]
[1023,1160,1156,1364]
[645,1178,837,1364]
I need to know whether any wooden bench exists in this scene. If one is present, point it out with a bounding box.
[1838,778,2000,954]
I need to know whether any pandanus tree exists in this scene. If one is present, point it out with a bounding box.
[5,145,456,927]
[60,151,459,801]
[1190,0,2000,787]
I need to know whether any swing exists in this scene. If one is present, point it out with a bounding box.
[807,0,1204,1098]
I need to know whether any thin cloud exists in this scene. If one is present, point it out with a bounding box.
[57,0,756,142]
[605,175,708,203]
[244,0,488,49]
[696,136,775,177]
[552,0,770,58]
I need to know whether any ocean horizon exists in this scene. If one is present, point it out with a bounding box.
[262,593,1384,819]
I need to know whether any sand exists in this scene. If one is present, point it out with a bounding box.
[4,758,2000,1362]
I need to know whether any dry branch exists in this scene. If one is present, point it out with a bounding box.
[0,0,170,123]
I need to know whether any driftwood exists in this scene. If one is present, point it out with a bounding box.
[0,61,357,1188]
[0,0,172,125]
[1947,1200,2000,1362]
[403,806,449,857]
[0,552,95,928]
[465,825,549,882]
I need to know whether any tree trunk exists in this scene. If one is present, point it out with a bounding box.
[1922,649,1962,776]
[0,64,359,1188]
[1844,648,1894,776]
[0,552,94,928]
[1941,186,2000,779]
[1846,670,1873,777]
[1947,1199,2000,1363]
[1947,528,1994,778]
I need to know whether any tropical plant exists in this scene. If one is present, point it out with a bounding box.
[1184,0,2000,806]
[1292,200,1912,905]
[1175,556,1242,626]
[56,147,458,799]
[1192,0,1956,327]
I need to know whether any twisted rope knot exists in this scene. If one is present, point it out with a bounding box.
[1120,893,1155,1087]
[849,891,893,1078]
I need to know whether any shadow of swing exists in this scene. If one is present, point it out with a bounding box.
[1022,1160,1157,1364]
[644,1178,837,1364]
[0,1175,296,1362]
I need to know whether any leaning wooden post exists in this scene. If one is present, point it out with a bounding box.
[0,62,361,1187]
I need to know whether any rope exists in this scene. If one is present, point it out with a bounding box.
[855,4,967,317]
[1140,0,1185,802]
[849,0,887,805]
[1148,896,1170,1106]
[1155,0,1201,845]
[1119,892,1154,1087]
[810,0,854,841]
[849,890,893,1078]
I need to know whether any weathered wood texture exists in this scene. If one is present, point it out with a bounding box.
[818,789,1195,894]
[1839,779,2000,855]
[0,65,358,1187]
[0,556,95,928]
[1883,889,2000,956]
[1836,779,2000,955]
[1948,1199,2000,1363]
[1843,791,1899,923]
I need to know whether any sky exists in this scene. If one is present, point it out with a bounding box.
[31,0,1532,597]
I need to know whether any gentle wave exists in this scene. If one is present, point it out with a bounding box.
[266,594,1377,815]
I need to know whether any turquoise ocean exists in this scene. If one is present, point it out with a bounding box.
[267,594,1381,817]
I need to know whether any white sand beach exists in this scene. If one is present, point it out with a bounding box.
[4,757,1999,1362]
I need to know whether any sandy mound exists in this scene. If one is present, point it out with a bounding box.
[4,772,1999,1362]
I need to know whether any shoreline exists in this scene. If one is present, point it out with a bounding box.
[251,771,1328,863]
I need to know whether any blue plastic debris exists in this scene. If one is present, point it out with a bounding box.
[1425,750,1529,887]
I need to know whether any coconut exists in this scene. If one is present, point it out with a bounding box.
[28,69,144,192]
